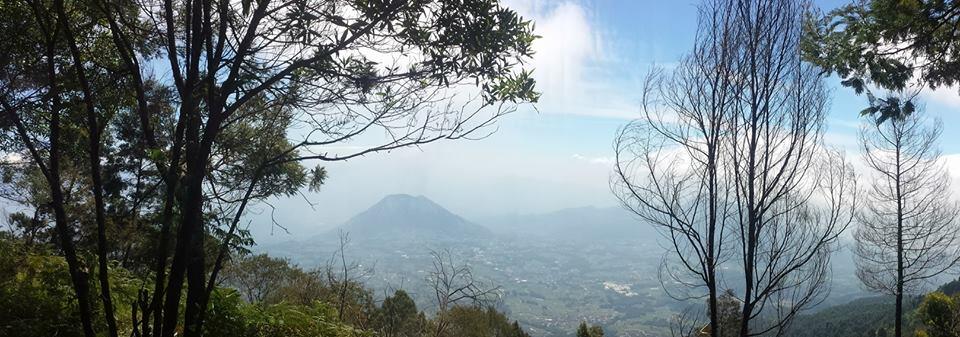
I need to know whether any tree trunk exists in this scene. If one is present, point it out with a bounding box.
[708,151,720,337]
[895,137,904,337]
[34,8,97,334]
[739,122,758,337]
[54,1,119,334]
[709,275,720,337]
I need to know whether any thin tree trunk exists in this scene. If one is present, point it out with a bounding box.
[739,120,758,337]
[150,120,184,337]
[54,0,119,334]
[19,3,98,334]
[895,136,904,337]
[708,152,720,337]
[708,275,720,337]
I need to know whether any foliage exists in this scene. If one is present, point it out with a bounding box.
[223,254,299,303]
[374,290,425,337]
[576,321,605,337]
[0,237,86,337]
[0,234,535,337]
[941,278,960,297]
[1,0,540,334]
[204,288,364,337]
[0,237,138,337]
[787,296,892,337]
[803,0,960,122]
[914,292,960,337]
[438,306,531,337]
[714,290,741,337]
[221,252,377,328]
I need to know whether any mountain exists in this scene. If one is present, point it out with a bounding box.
[325,194,492,242]
[478,206,659,242]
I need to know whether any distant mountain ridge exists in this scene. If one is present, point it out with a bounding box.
[322,194,492,242]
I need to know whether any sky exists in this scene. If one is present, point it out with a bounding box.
[250,0,960,243]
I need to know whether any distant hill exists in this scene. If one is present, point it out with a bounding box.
[785,296,899,337]
[321,194,492,243]
[478,206,659,242]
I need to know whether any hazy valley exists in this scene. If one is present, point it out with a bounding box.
[262,194,874,337]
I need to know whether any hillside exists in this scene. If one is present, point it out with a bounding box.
[786,296,899,337]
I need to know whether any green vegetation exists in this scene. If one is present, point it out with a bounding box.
[575,322,604,337]
[804,0,960,123]
[0,234,531,337]
[914,292,960,337]
[786,288,960,337]
[787,296,902,337]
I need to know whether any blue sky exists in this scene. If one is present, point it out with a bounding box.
[252,0,960,243]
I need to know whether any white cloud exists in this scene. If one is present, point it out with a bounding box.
[572,153,614,165]
[526,2,601,94]
[921,84,960,108]
[503,0,639,119]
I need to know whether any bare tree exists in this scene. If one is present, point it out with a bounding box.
[427,249,500,337]
[324,231,375,323]
[855,107,960,337]
[611,2,739,336]
[670,307,705,337]
[725,1,858,336]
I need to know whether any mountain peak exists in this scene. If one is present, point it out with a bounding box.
[376,193,435,206]
[380,193,425,201]
[335,194,490,241]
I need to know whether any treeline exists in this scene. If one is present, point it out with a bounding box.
[787,279,960,337]
[0,234,534,337]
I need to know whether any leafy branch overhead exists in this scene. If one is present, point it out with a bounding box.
[803,0,960,121]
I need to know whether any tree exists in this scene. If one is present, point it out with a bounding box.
[440,306,530,337]
[616,1,857,336]
[1,1,538,337]
[725,1,858,337]
[915,292,960,337]
[855,109,960,337]
[612,1,739,336]
[0,0,135,334]
[221,254,295,303]
[427,250,500,337]
[802,0,960,123]
[374,290,423,337]
[576,322,605,337]
[714,290,741,337]
[576,322,590,337]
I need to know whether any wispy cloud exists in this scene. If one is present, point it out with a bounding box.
[505,0,639,119]
[572,153,614,165]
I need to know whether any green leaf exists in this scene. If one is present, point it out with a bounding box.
[903,100,915,116]
[308,166,327,192]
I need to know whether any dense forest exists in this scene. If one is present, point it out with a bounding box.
[3,0,960,337]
